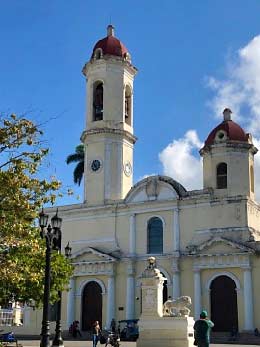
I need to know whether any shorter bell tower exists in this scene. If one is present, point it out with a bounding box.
[81,25,138,206]
[200,108,258,200]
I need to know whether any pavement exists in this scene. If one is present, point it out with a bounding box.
[18,341,260,347]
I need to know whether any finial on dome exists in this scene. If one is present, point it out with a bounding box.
[107,24,115,37]
[223,108,232,121]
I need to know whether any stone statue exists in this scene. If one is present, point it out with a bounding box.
[163,296,192,317]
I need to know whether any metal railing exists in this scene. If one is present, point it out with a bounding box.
[0,309,13,326]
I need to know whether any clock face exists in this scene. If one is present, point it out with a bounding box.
[91,159,101,172]
[124,161,132,177]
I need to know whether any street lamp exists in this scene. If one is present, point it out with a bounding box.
[52,242,71,347]
[39,209,62,347]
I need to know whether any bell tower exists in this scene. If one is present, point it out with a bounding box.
[200,108,258,200]
[81,25,138,206]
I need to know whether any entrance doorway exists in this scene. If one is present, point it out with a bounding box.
[82,281,102,331]
[210,275,238,332]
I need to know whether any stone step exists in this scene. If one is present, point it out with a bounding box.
[211,332,260,345]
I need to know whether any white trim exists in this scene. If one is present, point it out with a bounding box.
[206,271,241,291]
[71,246,117,261]
[77,278,106,296]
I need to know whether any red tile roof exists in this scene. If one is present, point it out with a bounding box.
[92,35,128,58]
[205,120,248,146]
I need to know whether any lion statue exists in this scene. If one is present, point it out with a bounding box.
[163,296,192,317]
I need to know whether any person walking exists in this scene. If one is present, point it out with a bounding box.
[92,321,101,347]
[194,310,214,347]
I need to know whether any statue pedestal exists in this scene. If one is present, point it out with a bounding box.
[137,316,195,347]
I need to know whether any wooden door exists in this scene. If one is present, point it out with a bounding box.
[210,275,238,332]
[82,281,102,331]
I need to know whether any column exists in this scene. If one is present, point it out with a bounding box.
[106,274,115,328]
[126,261,135,319]
[243,266,254,330]
[173,208,180,251]
[193,269,201,319]
[66,278,75,328]
[172,258,180,299]
[129,214,136,255]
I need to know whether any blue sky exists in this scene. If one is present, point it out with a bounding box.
[1,1,260,204]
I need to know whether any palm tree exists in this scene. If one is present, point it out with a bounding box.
[66,144,85,186]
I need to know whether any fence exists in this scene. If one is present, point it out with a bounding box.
[0,308,23,326]
[0,309,13,326]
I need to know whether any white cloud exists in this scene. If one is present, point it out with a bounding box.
[159,130,203,190]
[207,35,260,133]
[207,35,260,200]
[158,35,260,198]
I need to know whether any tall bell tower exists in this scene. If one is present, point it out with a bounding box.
[81,25,138,206]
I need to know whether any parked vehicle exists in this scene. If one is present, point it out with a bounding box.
[118,319,139,341]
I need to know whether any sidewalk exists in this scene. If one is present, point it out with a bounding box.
[20,341,260,347]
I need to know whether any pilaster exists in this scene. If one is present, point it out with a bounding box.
[66,278,75,327]
[193,268,201,319]
[242,265,254,330]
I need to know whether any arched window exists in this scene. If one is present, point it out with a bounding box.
[147,217,163,254]
[250,165,254,193]
[94,48,103,60]
[93,82,103,121]
[216,162,227,189]
[125,85,132,125]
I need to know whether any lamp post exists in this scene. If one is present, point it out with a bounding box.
[39,209,62,347]
[52,242,71,347]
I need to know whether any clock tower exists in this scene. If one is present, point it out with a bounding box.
[81,25,138,206]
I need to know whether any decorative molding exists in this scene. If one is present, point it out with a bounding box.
[193,253,251,270]
[73,261,115,277]
[187,236,254,255]
[196,236,254,253]
[205,271,241,291]
[71,246,117,262]
[81,127,137,144]
[76,278,106,296]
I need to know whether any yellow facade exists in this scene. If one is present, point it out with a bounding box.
[12,26,260,336]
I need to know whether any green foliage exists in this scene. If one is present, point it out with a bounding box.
[66,144,85,185]
[0,113,73,306]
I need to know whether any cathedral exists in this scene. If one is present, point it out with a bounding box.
[24,25,260,334]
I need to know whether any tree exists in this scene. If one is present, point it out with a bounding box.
[66,144,84,186]
[0,113,73,306]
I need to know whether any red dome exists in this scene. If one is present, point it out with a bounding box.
[91,25,128,58]
[205,119,248,146]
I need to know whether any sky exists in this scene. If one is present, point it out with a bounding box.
[1,1,260,204]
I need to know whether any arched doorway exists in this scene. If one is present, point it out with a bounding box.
[82,281,102,331]
[210,275,238,332]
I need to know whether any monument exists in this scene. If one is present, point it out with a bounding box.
[137,257,195,347]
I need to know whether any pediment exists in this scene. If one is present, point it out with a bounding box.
[72,247,116,263]
[187,236,254,255]
[125,175,187,203]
